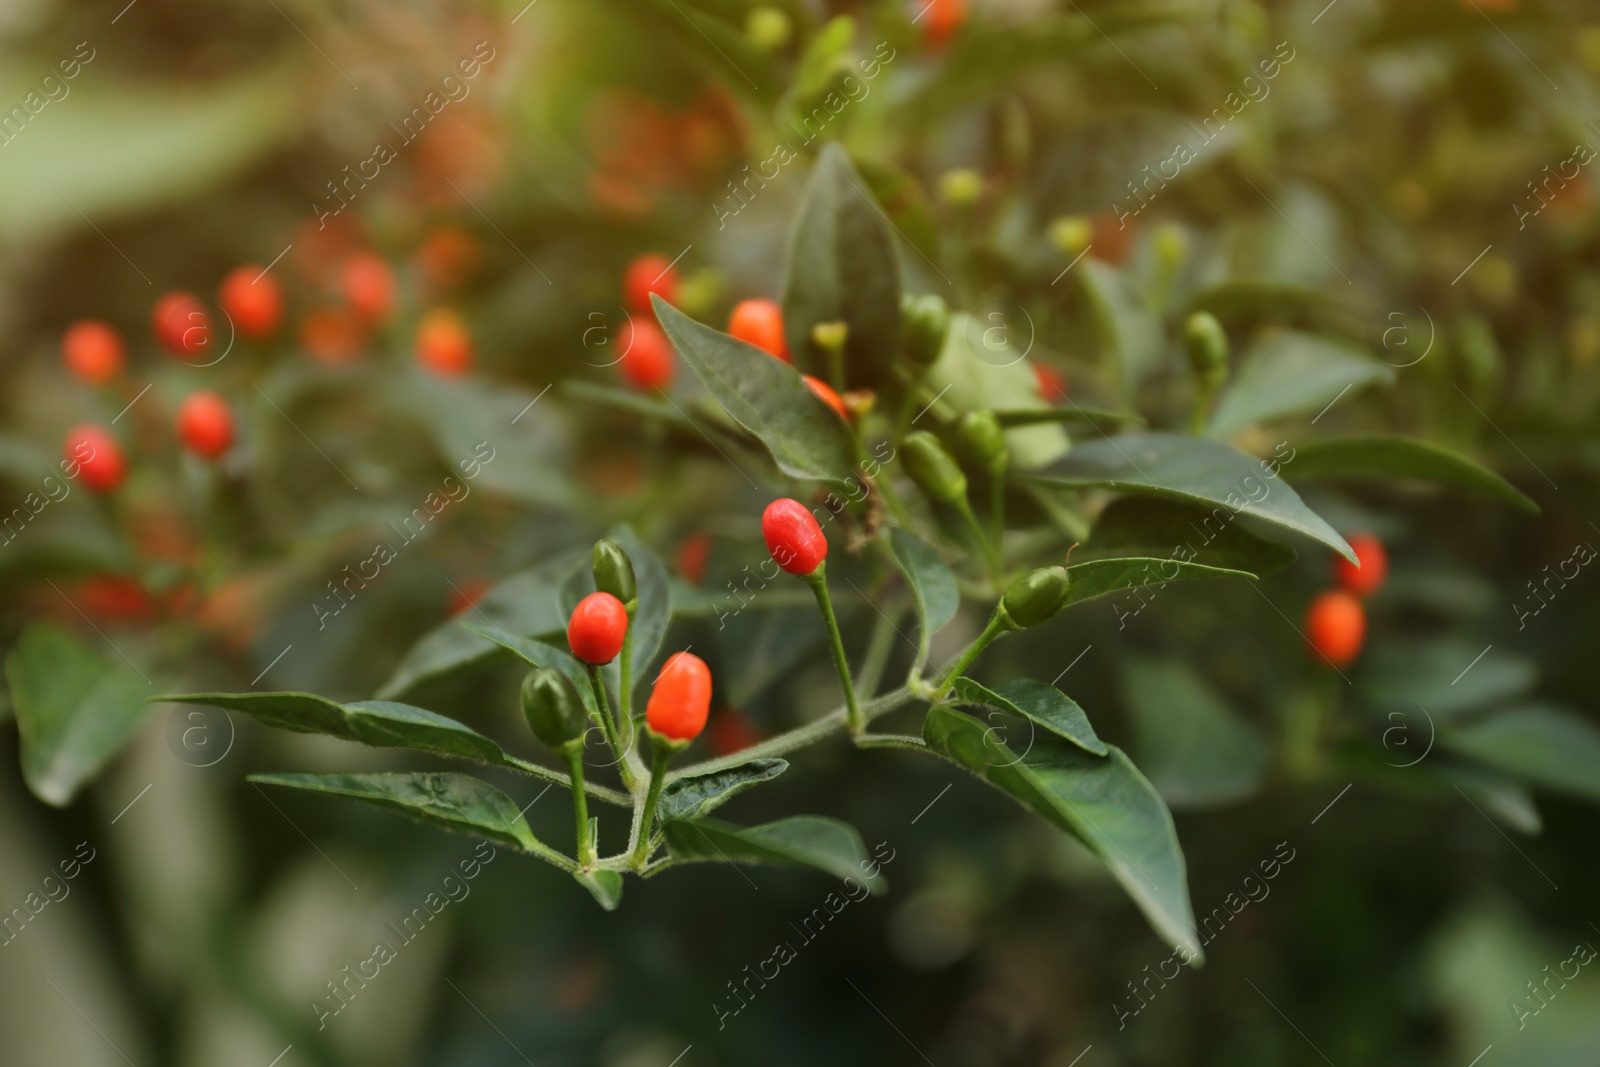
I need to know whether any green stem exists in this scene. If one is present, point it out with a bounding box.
[503,754,631,807]
[563,748,595,866]
[955,498,1001,581]
[1188,383,1216,435]
[854,733,929,752]
[668,687,917,780]
[588,666,634,789]
[934,610,1008,700]
[988,470,1007,563]
[806,563,863,734]
[631,744,674,868]
[619,625,634,732]
[826,344,845,394]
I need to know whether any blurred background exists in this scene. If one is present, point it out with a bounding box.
[2,0,1599,1064]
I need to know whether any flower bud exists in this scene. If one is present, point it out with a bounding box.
[902,431,967,504]
[810,320,848,356]
[746,6,792,50]
[1048,216,1093,258]
[956,411,1007,476]
[1154,223,1188,274]
[592,540,638,613]
[940,168,982,207]
[520,667,588,753]
[901,293,949,369]
[762,498,827,576]
[646,651,713,743]
[1183,311,1229,390]
[999,565,1072,629]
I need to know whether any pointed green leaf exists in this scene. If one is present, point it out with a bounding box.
[1064,556,1257,608]
[923,704,1200,959]
[1028,431,1356,562]
[249,772,562,861]
[1208,332,1394,439]
[1090,497,1297,576]
[1285,435,1539,513]
[924,314,1069,468]
[663,815,888,893]
[1359,638,1536,719]
[652,297,858,487]
[458,624,599,720]
[661,759,789,821]
[951,677,1108,757]
[993,405,1145,430]
[1119,659,1270,809]
[781,142,902,391]
[1080,258,1163,391]
[1439,705,1600,804]
[6,623,151,806]
[888,528,960,660]
[574,870,624,910]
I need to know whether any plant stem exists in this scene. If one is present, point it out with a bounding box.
[1188,384,1216,435]
[934,610,1008,700]
[805,564,863,734]
[854,733,929,752]
[631,744,673,868]
[563,748,595,867]
[588,666,635,789]
[989,472,1006,566]
[955,498,1001,582]
[503,755,631,807]
[619,625,635,733]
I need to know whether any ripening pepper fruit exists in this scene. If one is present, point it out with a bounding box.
[919,0,968,49]
[1183,311,1229,390]
[152,291,211,359]
[592,539,638,613]
[901,293,950,369]
[619,317,675,390]
[299,307,367,364]
[957,411,1008,475]
[802,375,849,419]
[677,531,711,585]
[762,498,827,576]
[1033,362,1068,402]
[1333,535,1388,599]
[219,266,283,339]
[567,591,629,665]
[728,298,789,362]
[65,424,125,493]
[645,650,713,742]
[415,308,473,376]
[624,253,678,312]
[341,252,396,323]
[902,431,968,503]
[520,667,589,754]
[1305,589,1365,667]
[999,565,1072,629]
[176,391,235,459]
[62,320,124,384]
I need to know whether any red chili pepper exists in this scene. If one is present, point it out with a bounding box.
[1033,363,1068,403]
[762,497,827,576]
[619,317,675,390]
[341,252,396,323]
[801,375,849,419]
[219,265,283,340]
[152,291,211,360]
[919,0,968,49]
[416,308,473,376]
[177,391,235,459]
[567,591,629,665]
[646,651,712,741]
[65,424,125,493]
[677,531,711,585]
[61,321,124,384]
[624,253,678,312]
[1305,590,1365,667]
[1333,534,1387,599]
[727,298,789,362]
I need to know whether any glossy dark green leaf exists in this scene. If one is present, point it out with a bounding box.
[1090,497,1297,576]
[1182,279,1332,326]
[661,759,789,821]
[1029,431,1355,562]
[1119,659,1270,808]
[1439,705,1600,803]
[663,815,888,893]
[249,772,561,861]
[458,624,598,719]
[780,142,902,391]
[1444,764,1542,836]
[1285,435,1539,513]
[993,405,1145,430]
[652,297,858,487]
[923,704,1200,959]
[1080,258,1163,392]
[164,691,518,767]
[888,528,960,659]
[1358,639,1536,719]
[6,623,151,806]
[1064,556,1257,608]
[1208,332,1394,438]
[574,870,624,911]
[950,677,1107,756]
[922,314,1069,468]
[376,554,577,699]
[720,606,830,707]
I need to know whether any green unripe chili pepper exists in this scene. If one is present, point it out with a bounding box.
[592,539,637,614]
[901,293,950,370]
[1183,311,1230,390]
[957,411,1008,476]
[520,667,589,754]
[902,431,968,504]
[998,565,1072,629]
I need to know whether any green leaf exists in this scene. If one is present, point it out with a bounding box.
[923,704,1200,959]
[1183,279,1331,326]
[1444,764,1542,836]
[1439,705,1600,804]
[249,772,561,861]
[6,623,151,806]
[663,815,888,893]
[163,691,519,767]
[1285,436,1539,513]
[780,142,902,391]
[1079,258,1163,393]
[574,870,624,911]
[888,528,960,660]
[1119,659,1270,808]
[1089,497,1297,576]
[661,759,789,821]
[950,677,1108,757]
[1028,431,1356,562]
[457,625,598,718]
[993,405,1145,430]
[1207,332,1394,439]
[376,555,577,699]
[721,606,830,708]
[1358,638,1536,719]
[1063,557,1257,609]
[652,297,858,487]
[924,314,1070,468]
